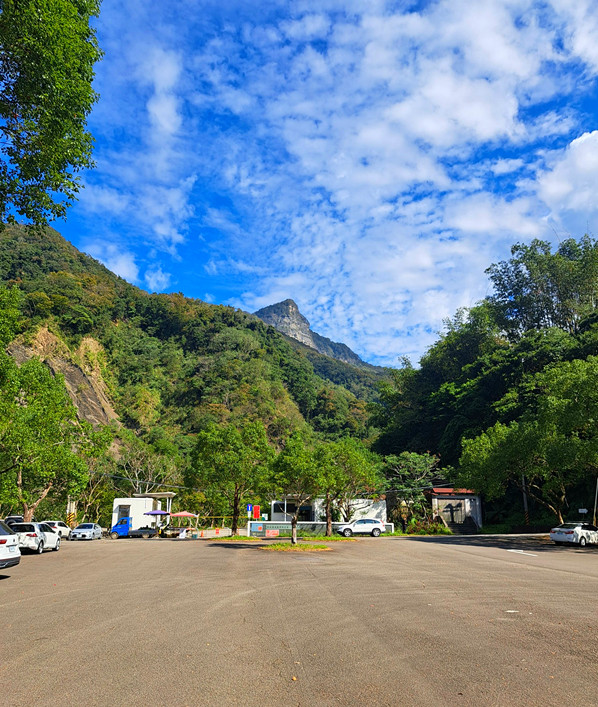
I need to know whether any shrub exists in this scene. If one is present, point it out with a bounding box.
[406,520,452,535]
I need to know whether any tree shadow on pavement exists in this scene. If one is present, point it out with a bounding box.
[207,541,267,550]
[398,534,598,553]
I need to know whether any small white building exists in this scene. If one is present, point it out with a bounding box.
[429,488,482,528]
[270,497,387,523]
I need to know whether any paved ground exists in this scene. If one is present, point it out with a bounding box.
[1,534,597,707]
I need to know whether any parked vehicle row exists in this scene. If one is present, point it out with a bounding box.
[4,517,102,540]
[0,517,104,575]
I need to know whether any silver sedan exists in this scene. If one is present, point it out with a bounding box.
[70,523,102,540]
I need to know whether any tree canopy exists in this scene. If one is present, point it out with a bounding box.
[459,356,598,522]
[0,0,102,224]
[0,353,106,520]
[190,421,274,534]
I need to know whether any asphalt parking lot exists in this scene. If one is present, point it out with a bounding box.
[1,534,597,707]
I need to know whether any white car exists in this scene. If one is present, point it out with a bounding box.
[11,522,61,553]
[336,518,387,537]
[41,520,72,540]
[549,522,598,547]
[0,520,21,570]
[71,523,102,540]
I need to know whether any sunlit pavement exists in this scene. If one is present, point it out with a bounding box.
[1,534,596,706]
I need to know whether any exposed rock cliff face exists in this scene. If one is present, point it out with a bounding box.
[8,328,118,428]
[255,300,313,347]
[254,299,369,368]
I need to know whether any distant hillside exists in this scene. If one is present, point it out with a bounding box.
[0,225,386,444]
[254,299,380,371]
[276,332,388,401]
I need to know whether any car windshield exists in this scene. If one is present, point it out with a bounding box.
[76,524,93,529]
[558,523,580,529]
[0,520,15,535]
[12,524,35,532]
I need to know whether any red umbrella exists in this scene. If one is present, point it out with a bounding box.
[170,511,198,531]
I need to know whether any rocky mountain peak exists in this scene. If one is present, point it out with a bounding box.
[254,299,313,348]
[254,300,369,368]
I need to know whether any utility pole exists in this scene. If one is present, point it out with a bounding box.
[521,474,529,526]
[593,477,598,526]
[66,495,77,527]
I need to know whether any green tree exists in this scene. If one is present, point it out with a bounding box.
[371,304,505,464]
[116,429,180,495]
[486,236,598,337]
[383,451,444,525]
[0,355,100,520]
[325,438,383,530]
[190,421,274,535]
[459,420,570,522]
[0,0,102,224]
[73,432,115,524]
[459,357,598,522]
[0,284,21,345]
[270,433,321,544]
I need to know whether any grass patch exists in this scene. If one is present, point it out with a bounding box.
[261,542,332,552]
[211,536,261,542]
[298,534,358,542]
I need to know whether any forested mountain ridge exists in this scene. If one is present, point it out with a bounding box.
[0,224,380,443]
[0,224,391,527]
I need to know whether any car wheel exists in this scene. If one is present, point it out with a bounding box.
[110,532,119,539]
[342,528,352,537]
[141,532,150,539]
[371,528,381,537]
[579,536,587,547]
[36,541,44,554]
[53,538,60,551]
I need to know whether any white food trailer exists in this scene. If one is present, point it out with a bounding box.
[111,492,176,529]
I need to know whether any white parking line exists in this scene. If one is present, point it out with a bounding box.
[507,549,537,557]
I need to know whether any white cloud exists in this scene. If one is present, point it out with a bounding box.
[85,242,140,284]
[280,14,330,41]
[549,0,598,73]
[491,158,525,175]
[444,194,541,237]
[78,185,130,214]
[145,266,171,292]
[536,131,598,237]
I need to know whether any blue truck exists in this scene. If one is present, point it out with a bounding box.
[109,517,159,539]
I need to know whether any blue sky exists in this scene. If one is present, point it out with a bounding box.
[57,0,598,366]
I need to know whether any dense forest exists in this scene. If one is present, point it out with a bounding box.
[2,225,598,533]
[372,236,598,525]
